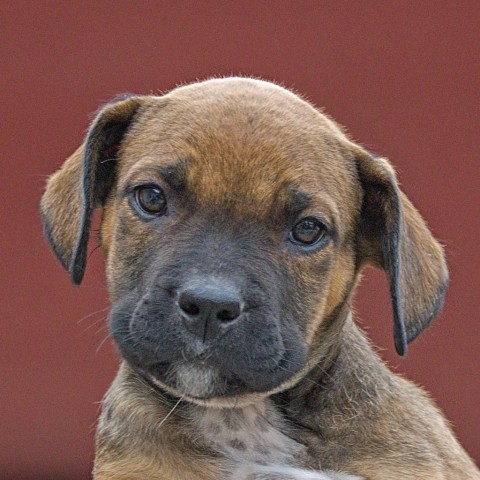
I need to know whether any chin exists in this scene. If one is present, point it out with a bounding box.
[142,355,309,408]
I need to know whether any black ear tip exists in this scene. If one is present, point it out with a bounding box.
[71,271,84,286]
[70,257,86,285]
[394,337,408,357]
[393,315,408,357]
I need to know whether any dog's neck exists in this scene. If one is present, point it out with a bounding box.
[132,371,312,467]
[273,311,394,437]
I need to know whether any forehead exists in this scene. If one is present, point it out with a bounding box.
[119,79,359,224]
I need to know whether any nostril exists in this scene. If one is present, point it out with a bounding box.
[179,294,201,317]
[216,305,241,322]
[178,285,243,327]
[181,302,200,316]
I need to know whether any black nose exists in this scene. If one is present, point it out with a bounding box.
[178,281,243,341]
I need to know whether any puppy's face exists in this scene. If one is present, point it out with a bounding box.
[104,80,359,403]
[41,78,448,406]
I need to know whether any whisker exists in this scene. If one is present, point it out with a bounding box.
[80,316,108,335]
[96,333,114,354]
[88,243,103,261]
[276,362,325,390]
[94,324,108,336]
[281,352,333,381]
[157,394,185,429]
[77,306,110,325]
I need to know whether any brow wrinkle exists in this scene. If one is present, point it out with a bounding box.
[158,158,189,191]
[283,185,311,220]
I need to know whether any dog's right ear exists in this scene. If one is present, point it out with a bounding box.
[40,95,144,285]
[352,145,449,356]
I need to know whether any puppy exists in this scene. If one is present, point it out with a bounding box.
[41,78,480,479]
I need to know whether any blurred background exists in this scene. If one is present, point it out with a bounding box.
[1,2,479,478]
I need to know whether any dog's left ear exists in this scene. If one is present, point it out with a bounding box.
[40,95,144,285]
[353,146,449,356]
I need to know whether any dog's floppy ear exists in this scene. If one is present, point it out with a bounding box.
[353,146,449,356]
[40,95,144,285]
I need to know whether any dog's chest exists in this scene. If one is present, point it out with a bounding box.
[193,403,307,466]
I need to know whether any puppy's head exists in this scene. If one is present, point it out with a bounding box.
[41,78,448,405]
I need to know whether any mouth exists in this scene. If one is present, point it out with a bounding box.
[146,361,245,399]
[142,350,304,402]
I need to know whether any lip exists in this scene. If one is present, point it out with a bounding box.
[144,360,247,399]
[141,349,300,401]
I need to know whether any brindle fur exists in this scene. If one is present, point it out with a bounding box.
[41,78,479,479]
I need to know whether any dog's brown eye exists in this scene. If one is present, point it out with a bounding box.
[290,217,327,246]
[134,185,167,216]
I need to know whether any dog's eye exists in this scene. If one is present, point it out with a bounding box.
[133,185,167,216]
[290,217,328,246]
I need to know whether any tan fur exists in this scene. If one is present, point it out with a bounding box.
[40,146,84,268]
[41,78,479,479]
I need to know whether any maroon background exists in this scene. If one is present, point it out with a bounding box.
[2,2,479,478]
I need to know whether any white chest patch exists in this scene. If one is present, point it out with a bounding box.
[191,402,363,480]
[194,402,305,466]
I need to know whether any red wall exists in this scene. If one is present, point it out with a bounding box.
[2,2,479,478]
